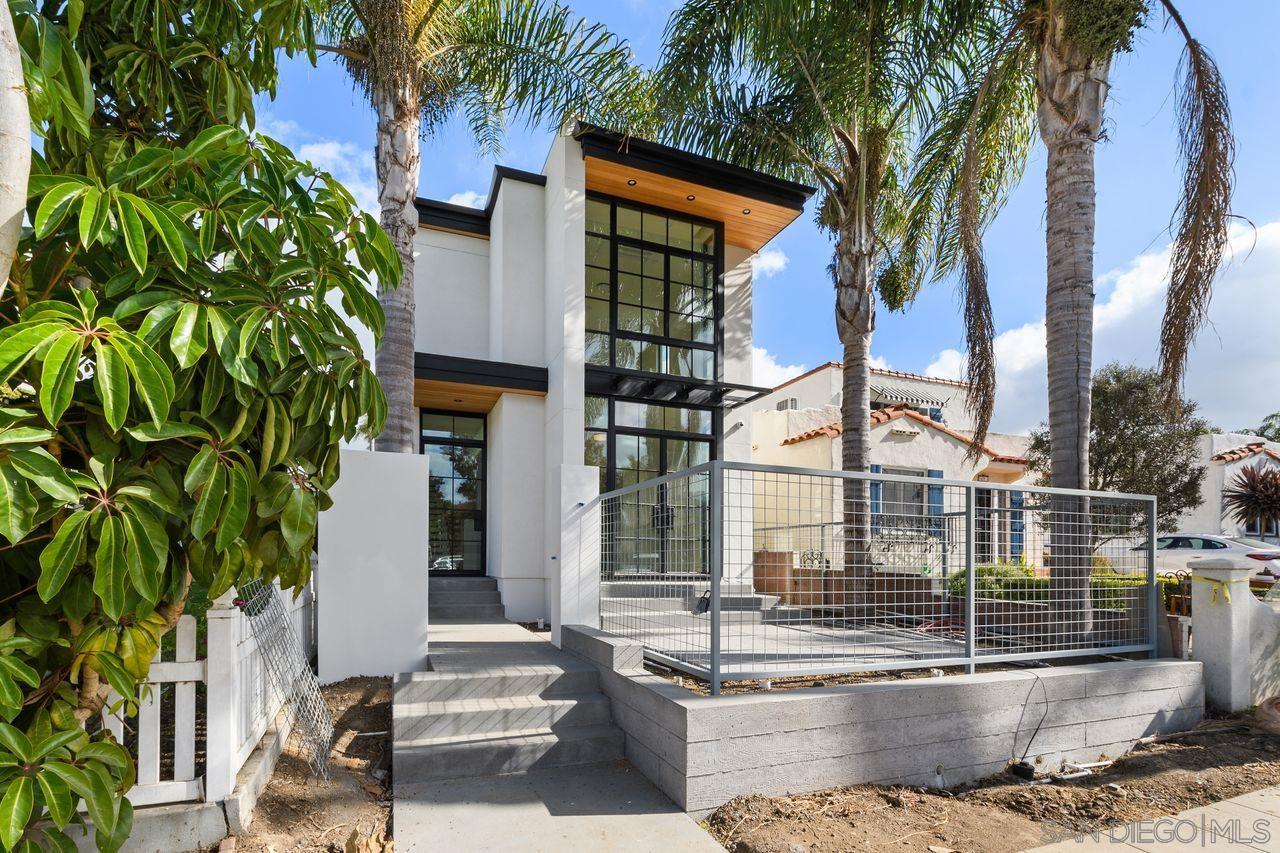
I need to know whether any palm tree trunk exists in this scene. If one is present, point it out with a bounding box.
[834,230,875,614]
[372,76,421,453]
[1037,19,1110,640]
[0,6,30,299]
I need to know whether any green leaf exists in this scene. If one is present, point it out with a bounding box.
[92,516,127,620]
[0,725,32,763]
[106,332,173,428]
[0,427,55,448]
[191,464,226,540]
[0,775,33,850]
[0,471,37,546]
[31,730,83,760]
[216,466,250,552]
[121,512,160,603]
[35,772,72,830]
[184,445,216,495]
[114,196,147,273]
[36,512,88,601]
[8,448,79,503]
[125,422,209,442]
[43,762,113,839]
[168,302,206,369]
[77,185,104,247]
[33,182,89,238]
[0,323,66,386]
[38,332,82,426]
[280,487,316,554]
[0,658,39,690]
[92,340,128,432]
[184,125,243,158]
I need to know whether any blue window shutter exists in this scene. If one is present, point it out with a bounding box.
[1010,491,1025,561]
[927,469,945,572]
[928,407,943,423]
[869,464,882,533]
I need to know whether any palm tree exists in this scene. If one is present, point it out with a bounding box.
[658,0,1032,593]
[954,0,1234,636]
[320,0,646,451]
[0,7,29,297]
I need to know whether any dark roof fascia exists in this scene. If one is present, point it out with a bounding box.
[415,352,548,393]
[572,122,816,211]
[414,166,548,234]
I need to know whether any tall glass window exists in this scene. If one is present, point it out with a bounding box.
[583,395,713,493]
[420,411,485,575]
[585,196,718,381]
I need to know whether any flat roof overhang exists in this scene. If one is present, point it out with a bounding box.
[573,123,816,252]
[584,365,768,409]
[414,353,548,413]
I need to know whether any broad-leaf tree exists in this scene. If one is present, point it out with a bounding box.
[658,0,1032,587]
[320,0,647,452]
[1246,412,1280,442]
[0,1,396,849]
[1026,363,1210,531]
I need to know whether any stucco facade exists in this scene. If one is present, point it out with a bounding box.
[1177,433,1280,542]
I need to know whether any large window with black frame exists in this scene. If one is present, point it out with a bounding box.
[585,395,714,575]
[420,411,485,575]
[584,195,719,381]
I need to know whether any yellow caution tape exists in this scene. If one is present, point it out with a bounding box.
[1192,575,1249,604]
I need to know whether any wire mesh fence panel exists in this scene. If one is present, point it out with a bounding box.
[236,578,334,779]
[595,462,1157,689]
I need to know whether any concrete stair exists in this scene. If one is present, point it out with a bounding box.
[393,641,624,785]
[428,575,504,620]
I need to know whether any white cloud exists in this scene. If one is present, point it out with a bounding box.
[868,353,891,371]
[258,115,378,214]
[921,222,1280,434]
[753,346,807,388]
[751,248,789,279]
[446,190,488,209]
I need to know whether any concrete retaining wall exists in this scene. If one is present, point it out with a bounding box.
[563,626,1204,816]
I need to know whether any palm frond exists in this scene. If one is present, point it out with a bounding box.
[1156,0,1235,413]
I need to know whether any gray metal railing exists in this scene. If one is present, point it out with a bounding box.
[595,460,1157,695]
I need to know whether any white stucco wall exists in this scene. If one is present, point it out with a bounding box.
[413,228,490,359]
[487,392,547,621]
[723,244,754,389]
[1176,433,1280,538]
[316,450,430,681]
[488,180,546,366]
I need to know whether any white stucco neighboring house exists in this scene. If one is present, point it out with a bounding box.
[1177,433,1280,543]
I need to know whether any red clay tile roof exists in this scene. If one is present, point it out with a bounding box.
[1211,442,1280,463]
[770,362,970,393]
[781,403,1028,465]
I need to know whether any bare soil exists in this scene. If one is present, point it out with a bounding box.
[647,663,1022,697]
[232,677,393,852]
[704,722,1280,852]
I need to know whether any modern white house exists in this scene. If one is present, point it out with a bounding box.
[1177,432,1280,542]
[408,123,814,624]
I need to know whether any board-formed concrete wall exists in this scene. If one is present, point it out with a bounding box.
[563,627,1204,816]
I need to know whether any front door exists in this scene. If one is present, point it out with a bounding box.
[420,410,486,575]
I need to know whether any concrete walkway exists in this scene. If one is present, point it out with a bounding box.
[1027,785,1280,851]
[393,619,719,852]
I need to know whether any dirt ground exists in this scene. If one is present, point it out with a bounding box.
[705,721,1280,852]
[233,677,393,853]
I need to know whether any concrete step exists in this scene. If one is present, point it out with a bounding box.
[428,603,505,620]
[393,724,624,784]
[429,590,502,607]
[600,580,756,599]
[395,664,600,704]
[428,576,497,592]
[394,693,612,741]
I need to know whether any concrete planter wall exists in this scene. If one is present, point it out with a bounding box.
[564,626,1203,816]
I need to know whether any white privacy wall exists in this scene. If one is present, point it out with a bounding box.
[487,392,547,622]
[413,228,490,360]
[317,449,431,681]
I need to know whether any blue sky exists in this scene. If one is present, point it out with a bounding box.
[260,1,1280,434]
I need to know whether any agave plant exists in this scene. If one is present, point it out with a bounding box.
[1223,465,1280,531]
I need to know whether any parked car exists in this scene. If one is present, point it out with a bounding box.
[1154,534,1280,580]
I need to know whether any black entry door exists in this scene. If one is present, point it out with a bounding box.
[420,411,485,575]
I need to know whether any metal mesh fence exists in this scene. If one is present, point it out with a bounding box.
[597,462,1156,693]
[236,578,334,779]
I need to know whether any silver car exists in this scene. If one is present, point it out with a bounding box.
[1154,533,1280,580]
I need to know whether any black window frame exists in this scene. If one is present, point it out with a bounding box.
[419,408,488,576]
[585,393,717,494]
[585,192,725,385]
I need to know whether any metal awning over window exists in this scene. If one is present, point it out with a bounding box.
[869,383,945,408]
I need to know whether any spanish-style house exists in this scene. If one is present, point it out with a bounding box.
[1178,432,1280,542]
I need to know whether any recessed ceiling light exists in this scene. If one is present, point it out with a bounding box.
[627,179,637,186]
[686,194,696,201]
[742,208,751,215]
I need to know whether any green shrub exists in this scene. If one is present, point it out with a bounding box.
[949,565,1147,610]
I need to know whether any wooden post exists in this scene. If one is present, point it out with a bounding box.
[204,590,240,802]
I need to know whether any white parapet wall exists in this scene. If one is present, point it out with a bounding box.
[317,449,431,682]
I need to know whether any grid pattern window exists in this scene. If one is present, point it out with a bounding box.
[421,412,485,574]
[584,395,713,493]
[584,196,718,381]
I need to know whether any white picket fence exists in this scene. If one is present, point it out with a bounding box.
[103,582,317,808]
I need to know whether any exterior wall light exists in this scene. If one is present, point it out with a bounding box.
[686,194,696,201]
[742,208,751,215]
